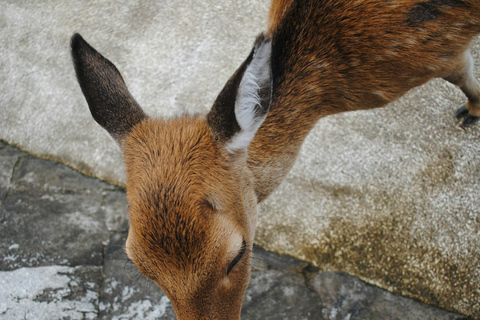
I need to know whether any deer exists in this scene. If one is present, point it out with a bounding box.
[71,0,480,319]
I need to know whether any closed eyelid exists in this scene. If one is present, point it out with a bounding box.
[227,240,247,275]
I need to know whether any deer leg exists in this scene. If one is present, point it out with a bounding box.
[444,50,480,127]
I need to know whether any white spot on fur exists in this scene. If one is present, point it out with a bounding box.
[465,50,475,79]
[226,39,271,153]
[384,49,398,57]
[350,58,361,67]
[313,60,329,70]
[389,40,401,48]
[372,90,388,100]
[404,37,417,47]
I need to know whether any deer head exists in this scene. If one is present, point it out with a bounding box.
[71,33,271,319]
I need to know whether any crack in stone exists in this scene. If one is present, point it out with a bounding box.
[2,155,24,203]
[301,264,320,293]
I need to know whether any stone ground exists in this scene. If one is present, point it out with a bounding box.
[0,140,473,320]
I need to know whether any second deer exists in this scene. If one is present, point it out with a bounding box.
[71,0,480,319]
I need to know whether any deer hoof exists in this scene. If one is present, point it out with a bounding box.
[455,105,469,119]
[461,114,480,127]
[455,105,479,127]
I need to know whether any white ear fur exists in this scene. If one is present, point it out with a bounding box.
[225,39,272,153]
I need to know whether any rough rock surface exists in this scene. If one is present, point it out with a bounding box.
[1,1,479,317]
[0,141,471,319]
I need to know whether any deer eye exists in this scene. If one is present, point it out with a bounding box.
[227,240,246,275]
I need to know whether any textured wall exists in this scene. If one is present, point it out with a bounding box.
[1,1,479,317]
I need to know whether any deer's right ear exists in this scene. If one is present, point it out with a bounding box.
[71,33,147,147]
[207,34,272,153]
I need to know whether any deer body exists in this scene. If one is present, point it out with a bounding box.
[71,0,480,319]
[250,0,480,201]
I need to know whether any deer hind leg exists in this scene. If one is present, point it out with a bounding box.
[443,50,480,127]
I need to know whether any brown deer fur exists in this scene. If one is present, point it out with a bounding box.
[124,117,256,318]
[250,0,480,200]
[71,0,480,319]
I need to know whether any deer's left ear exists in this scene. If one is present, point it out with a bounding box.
[207,34,272,153]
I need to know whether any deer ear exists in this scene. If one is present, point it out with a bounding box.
[71,33,147,147]
[207,34,272,153]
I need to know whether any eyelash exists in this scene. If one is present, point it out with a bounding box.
[227,240,246,275]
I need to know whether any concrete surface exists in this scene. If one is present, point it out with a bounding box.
[0,141,472,319]
[1,0,479,318]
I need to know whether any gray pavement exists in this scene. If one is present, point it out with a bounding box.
[0,139,472,320]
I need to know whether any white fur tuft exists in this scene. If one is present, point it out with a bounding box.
[226,39,271,153]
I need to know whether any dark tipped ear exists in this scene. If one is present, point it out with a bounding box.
[71,33,147,147]
[207,34,272,153]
